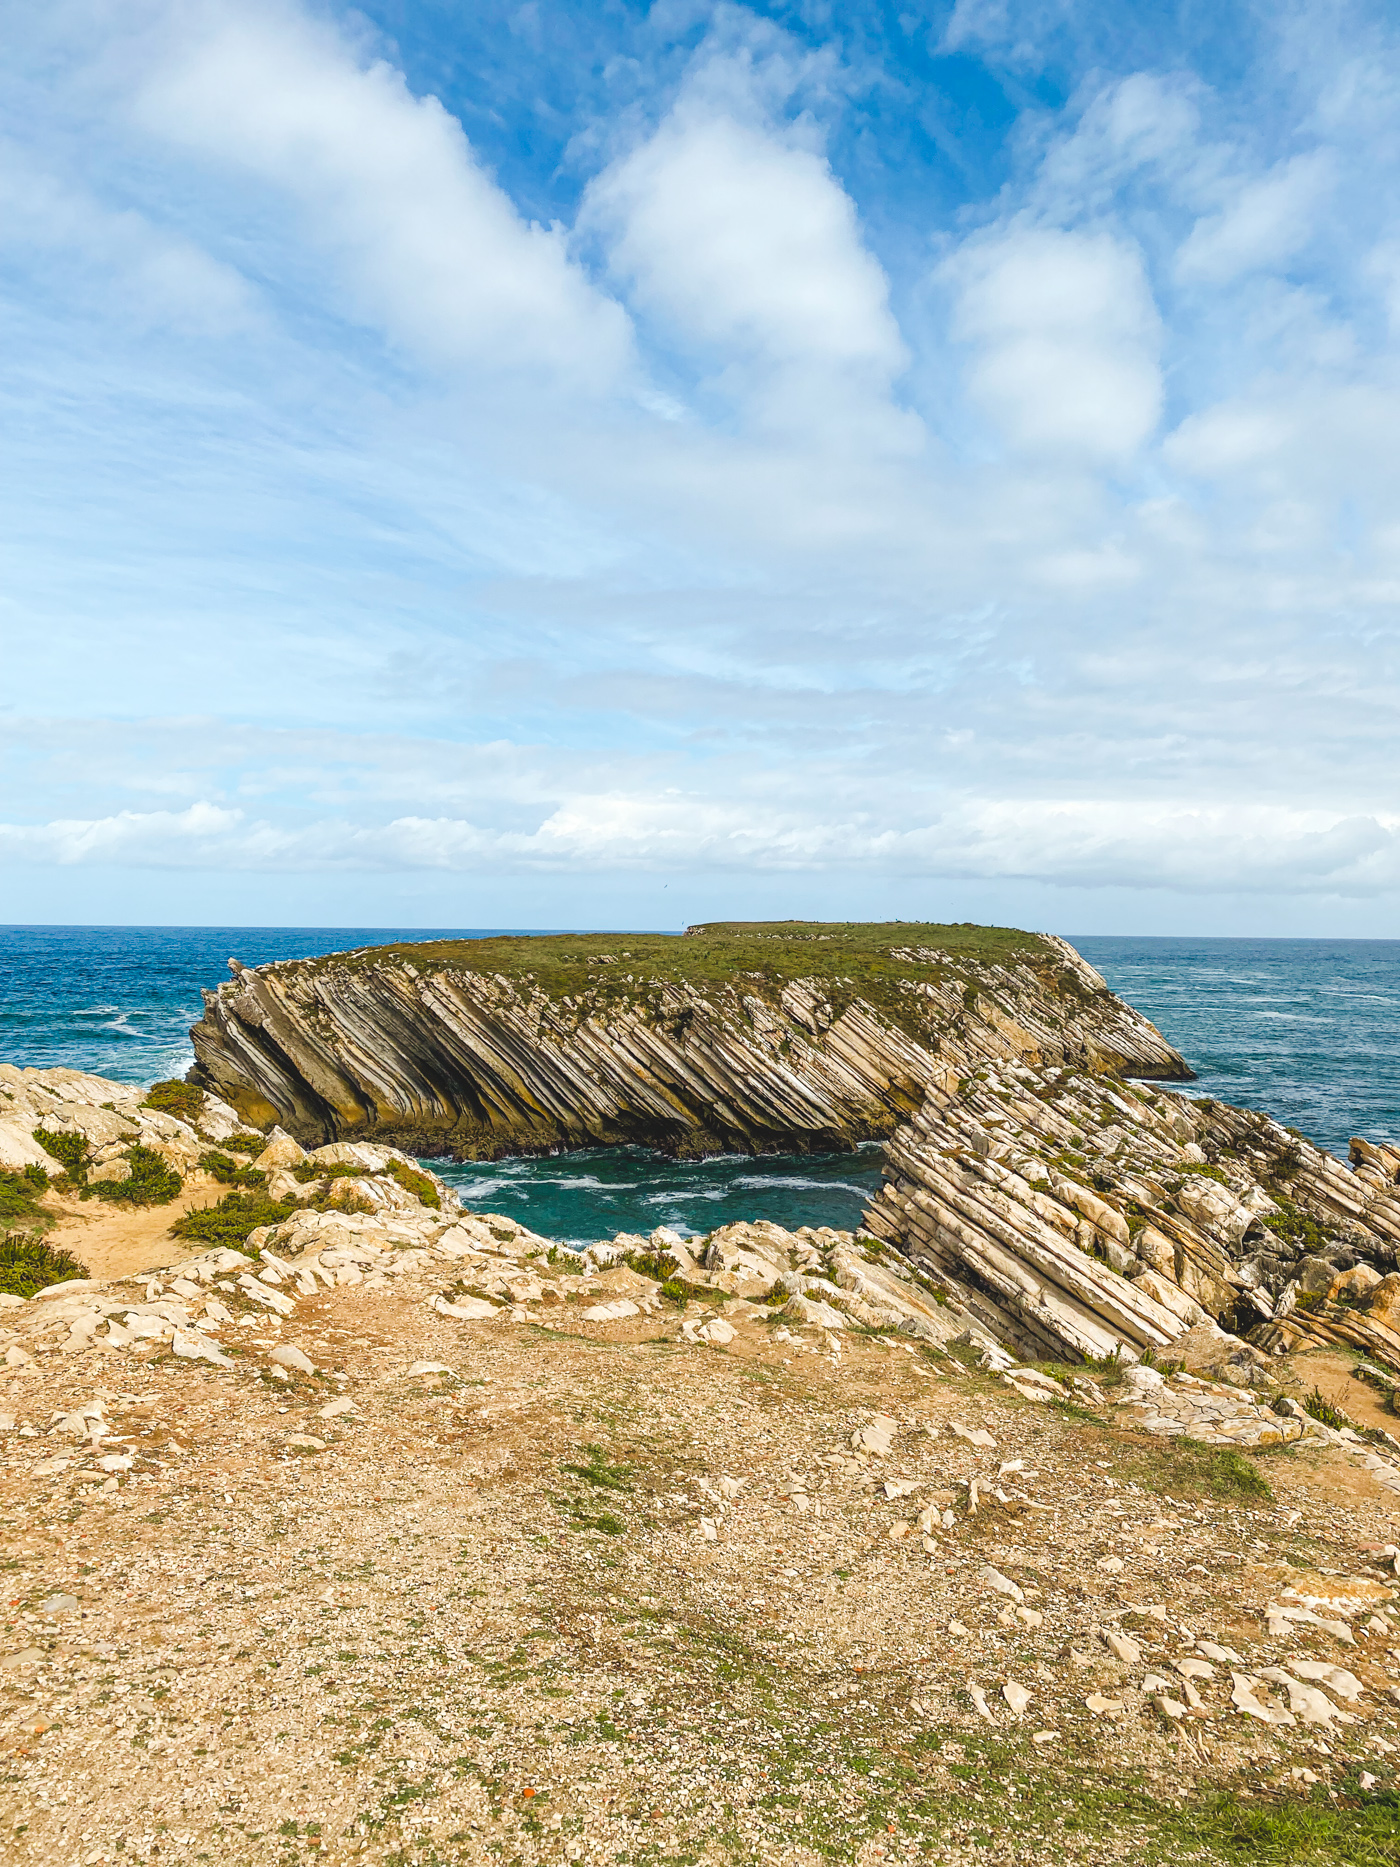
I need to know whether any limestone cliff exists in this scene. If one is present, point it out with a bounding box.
[187,922,1190,1158]
[863,1058,1400,1375]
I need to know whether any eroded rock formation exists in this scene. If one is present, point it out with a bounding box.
[187,925,1189,1158]
[864,1058,1400,1376]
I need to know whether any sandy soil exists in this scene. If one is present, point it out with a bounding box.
[3,1238,1400,1867]
[36,1179,224,1283]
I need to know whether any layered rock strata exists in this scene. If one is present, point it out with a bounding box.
[864,1058,1400,1376]
[188,928,1189,1157]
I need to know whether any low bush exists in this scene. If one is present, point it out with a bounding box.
[170,1190,297,1247]
[0,1234,89,1297]
[32,1127,90,1186]
[0,1166,51,1234]
[142,1079,206,1125]
[200,1150,267,1189]
[386,1159,440,1209]
[89,1145,182,1207]
[1302,1387,1354,1432]
[292,1162,367,1183]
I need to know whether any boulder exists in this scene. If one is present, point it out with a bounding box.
[254,1128,308,1172]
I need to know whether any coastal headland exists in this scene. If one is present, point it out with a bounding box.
[3,924,1400,1860]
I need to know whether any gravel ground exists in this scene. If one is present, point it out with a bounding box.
[4,1279,1400,1867]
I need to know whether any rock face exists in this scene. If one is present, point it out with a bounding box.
[188,923,1189,1157]
[0,1064,245,1181]
[863,1057,1400,1375]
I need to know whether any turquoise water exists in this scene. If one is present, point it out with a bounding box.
[3,926,1398,1240]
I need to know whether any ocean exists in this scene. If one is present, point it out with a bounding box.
[2,925,1396,1243]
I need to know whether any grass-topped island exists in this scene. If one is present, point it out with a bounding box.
[187,921,1190,1159]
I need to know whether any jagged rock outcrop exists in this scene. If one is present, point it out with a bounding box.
[864,1058,1400,1376]
[0,1064,245,1182]
[188,924,1189,1157]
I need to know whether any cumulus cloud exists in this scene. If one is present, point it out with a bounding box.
[5,0,1400,928]
[942,227,1163,460]
[583,34,911,440]
[134,0,632,386]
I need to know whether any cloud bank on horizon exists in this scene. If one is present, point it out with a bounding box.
[4,0,1400,931]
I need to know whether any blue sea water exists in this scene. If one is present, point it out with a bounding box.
[2,926,1397,1240]
[1074,936,1400,1161]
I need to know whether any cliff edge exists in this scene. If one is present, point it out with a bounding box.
[187,922,1191,1158]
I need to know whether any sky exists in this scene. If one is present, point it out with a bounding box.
[3,0,1400,935]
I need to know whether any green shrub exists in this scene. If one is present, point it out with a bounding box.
[170,1190,297,1247]
[200,1150,267,1189]
[1263,1196,1336,1256]
[386,1159,440,1209]
[142,1079,208,1125]
[89,1145,182,1207]
[32,1127,90,1185]
[292,1161,367,1183]
[225,1131,268,1152]
[0,1234,89,1297]
[0,1167,51,1234]
[1303,1387,1353,1432]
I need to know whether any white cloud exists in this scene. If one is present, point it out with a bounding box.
[583,38,910,439]
[4,793,1399,897]
[0,148,258,334]
[942,227,1163,460]
[1176,151,1336,285]
[133,0,632,386]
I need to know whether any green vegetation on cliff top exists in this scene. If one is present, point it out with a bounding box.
[239,921,1081,1048]
[268,920,1055,998]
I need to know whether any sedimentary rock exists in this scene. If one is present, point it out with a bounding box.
[187,923,1189,1157]
[864,1056,1400,1375]
[0,1064,244,1180]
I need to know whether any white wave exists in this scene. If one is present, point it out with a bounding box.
[733,1174,871,1195]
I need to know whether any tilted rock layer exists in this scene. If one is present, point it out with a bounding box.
[188,923,1189,1157]
[864,1058,1400,1377]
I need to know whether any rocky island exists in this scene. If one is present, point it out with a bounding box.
[187,921,1191,1157]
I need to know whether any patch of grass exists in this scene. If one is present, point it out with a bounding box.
[142,1079,206,1125]
[90,1145,182,1206]
[0,1166,52,1235]
[1119,1433,1273,1501]
[0,1234,90,1297]
[385,1159,440,1209]
[1262,1196,1337,1257]
[170,1190,297,1247]
[561,1444,634,1492]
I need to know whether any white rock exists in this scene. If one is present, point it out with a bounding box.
[982,1566,1024,1605]
[1231,1673,1296,1726]
[172,1331,235,1369]
[269,1343,316,1375]
[1101,1629,1142,1664]
[432,1294,499,1321]
[406,1362,453,1377]
[1287,1660,1364,1701]
[319,1398,357,1419]
[1002,1679,1032,1715]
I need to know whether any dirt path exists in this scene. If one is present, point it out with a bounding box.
[35,1179,225,1283]
[3,1271,1400,1866]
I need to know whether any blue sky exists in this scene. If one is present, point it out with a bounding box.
[4,0,1400,932]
